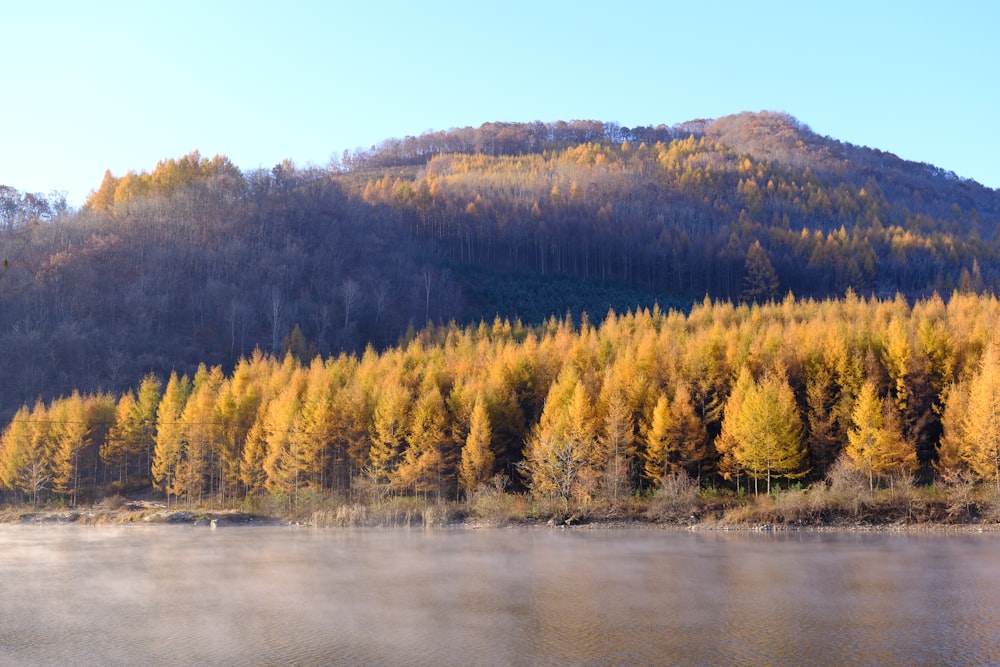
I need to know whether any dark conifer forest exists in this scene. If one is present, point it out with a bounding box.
[3,111,1000,520]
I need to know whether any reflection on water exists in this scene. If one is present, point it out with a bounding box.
[1,526,999,666]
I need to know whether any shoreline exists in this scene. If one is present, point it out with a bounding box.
[3,504,998,533]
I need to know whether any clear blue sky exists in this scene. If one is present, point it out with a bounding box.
[2,0,997,207]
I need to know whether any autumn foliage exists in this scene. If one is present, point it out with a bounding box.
[3,292,1000,511]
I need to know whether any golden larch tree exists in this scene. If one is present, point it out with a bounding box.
[397,382,449,496]
[521,367,593,503]
[177,365,224,504]
[725,366,807,495]
[961,339,1000,494]
[151,372,192,505]
[102,391,138,488]
[845,380,916,494]
[642,392,671,485]
[459,396,494,495]
[936,380,968,479]
[367,381,410,491]
[0,403,52,507]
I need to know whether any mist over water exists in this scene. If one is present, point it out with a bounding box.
[2,526,999,666]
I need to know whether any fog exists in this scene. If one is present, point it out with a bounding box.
[2,526,999,666]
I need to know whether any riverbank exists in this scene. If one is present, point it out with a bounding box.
[4,489,999,532]
[4,508,999,533]
[0,501,280,527]
[4,468,1000,530]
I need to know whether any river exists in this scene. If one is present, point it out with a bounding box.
[1,525,998,666]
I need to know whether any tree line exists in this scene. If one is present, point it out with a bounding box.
[3,292,1000,508]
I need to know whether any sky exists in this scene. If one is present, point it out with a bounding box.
[2,1,998,207]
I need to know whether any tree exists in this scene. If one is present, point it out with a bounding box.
[214,361,262,503]
[367,381,410,493]
[598,387,637,504]
[262,369,307,503]
[716,367,753,491]
[642,393,672,485]
[133,374,163,482]
[151,372,192,505]
[51,392,92,507]
[281,325,315,364]
[85,169,119,213]
[341,278,361,328]
[845,380,916,495]
[240,417,269,498]
[662,382,708,480]
[936,381,967,479]
[328,374,370,492]
[742,240,779,303]
[725,366,807,495]
[396,382,448,496]
[102,392,138,487]
[961,339,1000,494]
[459,396,494,495]
[520,368,594,503]
[804,362,845,479]
[295,358,337,490]
[176,365,224,504]
[86,392,118,496]
[0,404,52,507]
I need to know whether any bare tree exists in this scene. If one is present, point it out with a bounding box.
[422,267,433,323]
[341,278,361,328]
[373,281,390,331]
[268,287,283,354]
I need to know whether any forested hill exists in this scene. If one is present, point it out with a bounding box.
[0,111,998,418]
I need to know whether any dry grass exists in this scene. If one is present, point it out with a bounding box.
[310,497,465,527]
[468,487,526,526]
[5,473,1000,529]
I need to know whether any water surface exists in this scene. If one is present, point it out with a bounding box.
[1,526,998,666]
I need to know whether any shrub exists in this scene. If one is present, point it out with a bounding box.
[645,474,701,524]
[469,487,522,526]
[825,456,870,518]
[98,494,128,510]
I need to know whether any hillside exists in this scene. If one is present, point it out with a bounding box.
[0,112,998,419]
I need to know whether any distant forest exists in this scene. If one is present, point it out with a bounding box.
[0,111,998,428]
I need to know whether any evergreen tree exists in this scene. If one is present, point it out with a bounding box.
[742,240,779,303]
